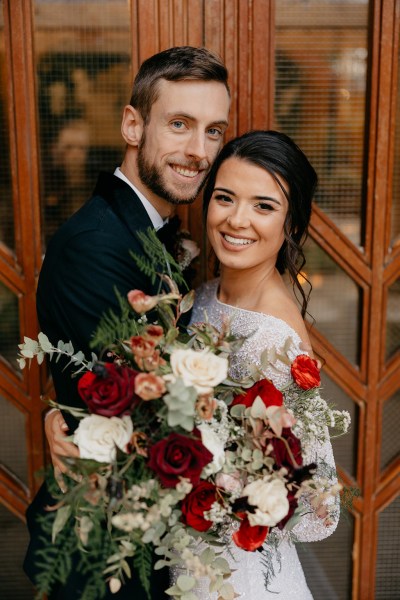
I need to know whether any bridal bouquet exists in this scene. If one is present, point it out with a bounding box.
[19,278,350,600]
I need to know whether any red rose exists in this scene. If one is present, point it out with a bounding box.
[291,355,320,389]
[271,427,303,471]
[181,481,217,531]
[232,516,269,551]
[148,432,213,488]
[78,363,139,417]
[277,491,298,530]
[231,379,283,409]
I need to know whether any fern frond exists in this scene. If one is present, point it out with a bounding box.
[133,542,153,598]
[131,228,187,289]
[90,288,140,350]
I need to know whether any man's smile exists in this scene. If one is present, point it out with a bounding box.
[171,164,201,178]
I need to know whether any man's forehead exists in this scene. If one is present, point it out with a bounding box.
[151,78,230,121]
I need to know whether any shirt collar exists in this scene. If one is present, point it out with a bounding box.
[114,167,166,231]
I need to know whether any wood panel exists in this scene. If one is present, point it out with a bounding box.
[0,1,398,599]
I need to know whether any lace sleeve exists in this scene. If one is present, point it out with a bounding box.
[289,416,340,542]
[251,332,341,544]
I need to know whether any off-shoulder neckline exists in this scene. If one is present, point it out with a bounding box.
[204,279,302,344]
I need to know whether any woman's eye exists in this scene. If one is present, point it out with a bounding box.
[256,202,274,211]
[214,194,232,203]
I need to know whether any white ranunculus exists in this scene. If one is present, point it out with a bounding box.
[198,423,226,475]
[215,472,243,494]
[243,477,289,527]
[170,348,228,393]
[74,414,133,463]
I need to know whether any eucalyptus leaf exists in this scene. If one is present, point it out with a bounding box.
[209,574,223,592]
[165,584,181,596]
[179,290,195,314]
[52,505,71,543]
[219,582,236,599]
[121,559,131,578]
[212,557,230,573]
[230,404,245,419]
[37,331,52,351]
[200,547,215,565]
[142,528,154,544]
[176,574,195,592]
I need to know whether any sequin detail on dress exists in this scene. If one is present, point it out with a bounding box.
[170,279,339,599]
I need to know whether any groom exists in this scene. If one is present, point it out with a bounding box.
[24,46,230,599]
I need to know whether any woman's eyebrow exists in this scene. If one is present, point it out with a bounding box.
[214,187,282,205]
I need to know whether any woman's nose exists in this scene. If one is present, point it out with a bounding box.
[226,210,250,229]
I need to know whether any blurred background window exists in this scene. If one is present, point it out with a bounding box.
[33,0,132,245]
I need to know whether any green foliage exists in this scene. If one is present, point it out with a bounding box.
[163,378,197,431]
[132,542,153,599]
[340,483,361,524]
[130,228,188,289]
[33,510,75,599]
[260,531,283,592]
[90,287,140,351]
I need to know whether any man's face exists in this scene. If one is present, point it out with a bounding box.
[137,79,230,206]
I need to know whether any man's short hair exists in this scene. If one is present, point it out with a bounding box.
[130,46,229,123]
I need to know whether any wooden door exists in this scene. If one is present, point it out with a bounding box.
[0,1,398,599]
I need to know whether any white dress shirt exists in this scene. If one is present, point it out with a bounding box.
[114,167,166,231]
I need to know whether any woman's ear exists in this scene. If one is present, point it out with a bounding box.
[121,105,144,147]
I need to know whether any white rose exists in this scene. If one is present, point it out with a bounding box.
[180,238,200,260]
[74,414,133,463]
[170,348,228,393]
[243,477,289,527]
[198,423,226,475]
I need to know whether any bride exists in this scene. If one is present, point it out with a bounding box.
[173,130,339,599]
[44,130,339,599]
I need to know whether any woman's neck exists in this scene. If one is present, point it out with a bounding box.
[218,264,279,310]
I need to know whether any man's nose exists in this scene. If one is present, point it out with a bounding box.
[185,131,207,161]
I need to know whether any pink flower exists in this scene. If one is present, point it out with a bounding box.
[127,290,158,314]
[136,350,166,371]
[134,372,166,401]
[143,324,164,344]
[130,336,156,358]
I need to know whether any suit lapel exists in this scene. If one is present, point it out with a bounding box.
[93,172,154,238]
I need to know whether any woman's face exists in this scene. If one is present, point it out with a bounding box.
[206,156,289,274]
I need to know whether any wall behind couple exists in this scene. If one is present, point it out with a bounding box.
[0,1,399,599]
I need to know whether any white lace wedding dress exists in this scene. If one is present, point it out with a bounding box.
[171,279,339,599]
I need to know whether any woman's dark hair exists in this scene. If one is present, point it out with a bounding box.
[203,130,318,317]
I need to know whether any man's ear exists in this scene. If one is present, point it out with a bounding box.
[121,105,144,147]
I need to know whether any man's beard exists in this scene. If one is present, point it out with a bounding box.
[137,133,209,206]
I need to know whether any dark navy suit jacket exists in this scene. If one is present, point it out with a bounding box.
[24,172,170,599]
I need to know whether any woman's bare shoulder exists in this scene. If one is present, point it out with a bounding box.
[255,284,311,350]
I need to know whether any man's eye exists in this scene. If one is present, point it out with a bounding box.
[208,128,222,138]
[171,121,185,129]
